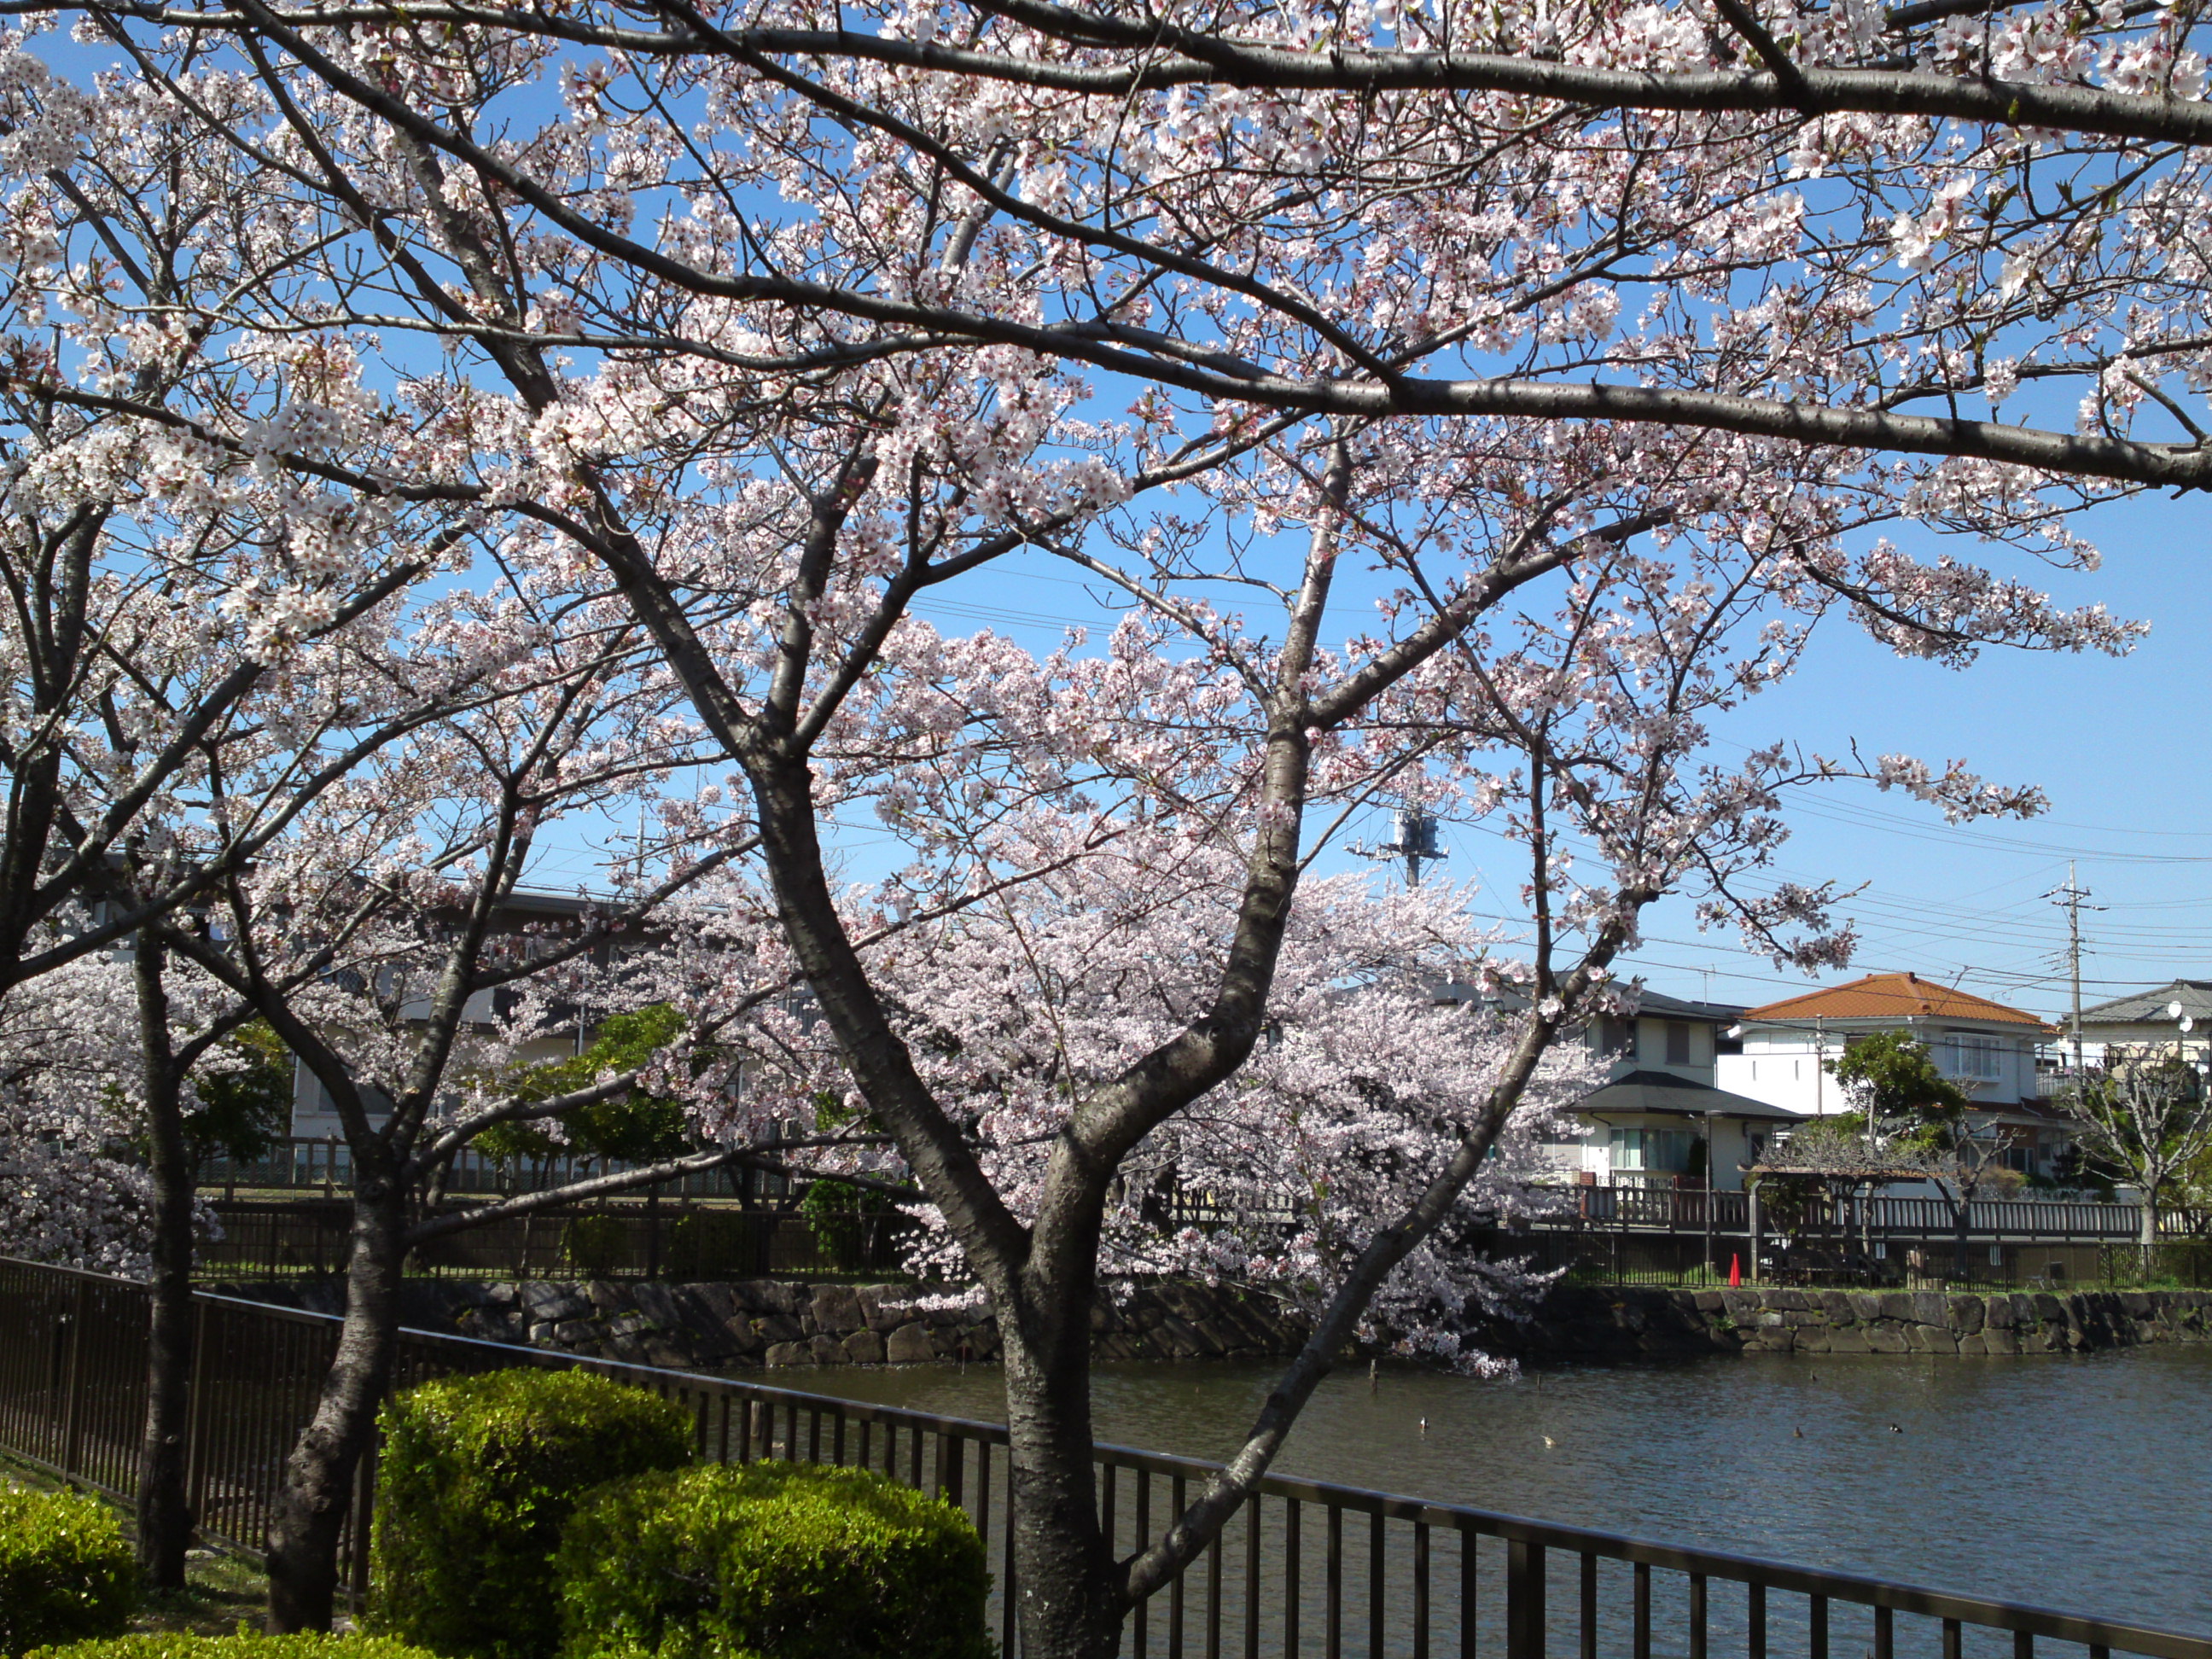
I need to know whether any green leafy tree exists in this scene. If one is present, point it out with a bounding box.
[187,1021,294,1169]
[1813,1032,2005,1277]
[476,1005,695,1169]
[1825,1031,1970,1138]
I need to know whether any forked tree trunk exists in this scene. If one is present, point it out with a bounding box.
[133,931,197,1589]
[265,1176,408,1632]
[1001,1301,1130,1659]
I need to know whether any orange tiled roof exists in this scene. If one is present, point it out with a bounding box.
[1740,972,2052,1030]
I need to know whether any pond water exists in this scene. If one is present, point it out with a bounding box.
[789,1348,2212,1633]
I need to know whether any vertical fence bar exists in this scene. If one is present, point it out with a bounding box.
[2014,1633,2034,1659]
[1413,1523,1431,1659]
[1369,1513,1386,1659]
[1172,1475,1188,1659]
[1809,1596,1828,1659]
[1207,1528,1223,1659]
[1460,1530,1477,1659]
[1689,1575,1708,1659]
[1578,1553,1597,1659]
[1944,1619,1964,1659]
[59,1276,86,1479]
[1748,1582,1766,1659]
[1633,1563,1650,1659]
[1284,1500,1300,1659]
[1325,1504,1342,1659]
[1136,1470,1152,1659]
[1244,1495,1263,1659]
[1002,1445,1020,1659]
[1506,1540,1544,1659]
[1875,1604,1894,1659]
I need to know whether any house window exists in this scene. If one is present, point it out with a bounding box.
[1666,1022,1691,1065]
[1949,1037,2000,1079]
[1610,1127,1695,1173]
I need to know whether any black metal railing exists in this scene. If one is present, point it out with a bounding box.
[195,1198,909,1283]
[5,1255,2209,1659]
[201,1138,778,1201]
[1564,1185,2205,1243]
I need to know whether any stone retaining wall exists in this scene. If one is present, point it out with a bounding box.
[215,1277,1308,1371]
[1482,1284,2212,1363]
[216,1278,2212,1371]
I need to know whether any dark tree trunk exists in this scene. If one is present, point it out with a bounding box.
[265,1171,408,1632]
[1001,1305,1128,1659]
[133,930,197,1589]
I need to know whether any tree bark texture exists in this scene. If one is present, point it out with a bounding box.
[1000,1299,1128,1659]
[133,930,197,1589]
[264,1177,408,1632]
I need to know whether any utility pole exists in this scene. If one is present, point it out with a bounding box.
[1354,809,1448,888]
[2046,863,2100,1077]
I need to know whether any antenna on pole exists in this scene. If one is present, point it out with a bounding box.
[2045,861,2102,1077]
[1351,808,1448,888]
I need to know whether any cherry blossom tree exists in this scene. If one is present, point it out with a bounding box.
[2061,1063,2212,1271]
[0,32,476,990]
[0,954,154,1275]
[806,813,1602,1365]
[0,3,2199,1649]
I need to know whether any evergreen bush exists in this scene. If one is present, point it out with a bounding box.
[555,1461,992,1659]
[662,1210,762,1279]
[30,1639,437,1659]
[0,1485,137,1656]
[562,1214,627,1278]
[369,1368,694,1659]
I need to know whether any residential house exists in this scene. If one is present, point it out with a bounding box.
[1566,990,1800,1190]
[2072,979,2212,1078]
[1436,982,1799,1190]
[1714,972,2073,1178]
[288,887,619,1138]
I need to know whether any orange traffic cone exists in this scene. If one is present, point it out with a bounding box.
[1728,1254,1742,1288]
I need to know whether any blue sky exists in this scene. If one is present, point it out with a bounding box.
[916,483,2212,1025]
[1542,483,2212,1020]
[521,483,2212,1027]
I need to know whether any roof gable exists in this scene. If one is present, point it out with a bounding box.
[1739,972,2050,1029]
[2078,980,2212,1026]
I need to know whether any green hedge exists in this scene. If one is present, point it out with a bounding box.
[369,1369,695,1659]
[29,1640,438,1659]
[0,1486,136,1657]
[555,1461,992,1659]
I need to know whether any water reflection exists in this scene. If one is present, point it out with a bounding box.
[788,1348,2212,1632]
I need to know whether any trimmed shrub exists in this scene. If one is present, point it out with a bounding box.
[30,1640,438,1659]
[662,1211,764,1280]
[0,1486,136,1656]
[562,1214,626,1277]
[555,1461,992,1659]
[369,1368,694,1659]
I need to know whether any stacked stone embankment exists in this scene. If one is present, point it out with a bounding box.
[214,1277,1308,1371]
[1481,1284,2212,1363]
[215,1278,2212,1369]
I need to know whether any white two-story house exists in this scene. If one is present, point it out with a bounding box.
[1714,971,2073,1178]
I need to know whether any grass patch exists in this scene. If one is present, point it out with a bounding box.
[0,1453,269,1635]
